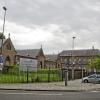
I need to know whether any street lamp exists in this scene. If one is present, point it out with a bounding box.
[0,6,7,70]
[1,6,7,55]
[72,36,76,80]
[2,6,7,34]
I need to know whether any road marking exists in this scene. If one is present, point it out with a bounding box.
[38,93,62,96]
[91,91,100,93]
[0,92,62,96]
[0,92,34,95]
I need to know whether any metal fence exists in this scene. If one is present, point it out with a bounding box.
[0,65,90,83]
[61,68,87,81]
[0,66,63,83]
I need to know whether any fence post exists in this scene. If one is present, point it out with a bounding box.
[27,66,29,83]
[72,66,74,80]
[61,68,63,81]
[48,67,50,82]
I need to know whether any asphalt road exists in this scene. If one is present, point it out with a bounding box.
[0,90,100,100]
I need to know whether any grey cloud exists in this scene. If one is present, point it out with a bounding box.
[0,1,92,24]
[1,0,100,27]
[0,0,100,53]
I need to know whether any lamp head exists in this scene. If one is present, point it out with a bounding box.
[72,36,76,39]
[3,6,7,11]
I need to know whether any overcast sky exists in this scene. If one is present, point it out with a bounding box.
[0,0,100,54]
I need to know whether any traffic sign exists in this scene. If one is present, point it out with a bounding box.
[0,55,4,64]
[0,55,4,70]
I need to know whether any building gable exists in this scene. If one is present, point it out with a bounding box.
[37,47,45,58]
[3,38,16,53]
[0,37,17,65]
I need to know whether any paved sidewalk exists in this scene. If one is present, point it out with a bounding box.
[0,79,100,91]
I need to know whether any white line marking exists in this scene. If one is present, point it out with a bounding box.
[0,92,62,96]
[91,91,99,93]
[0,92,34,95]
[38,93,62,96]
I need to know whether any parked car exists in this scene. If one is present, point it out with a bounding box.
[82,74,100,83]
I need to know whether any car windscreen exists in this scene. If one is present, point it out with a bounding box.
[88,75,96,78]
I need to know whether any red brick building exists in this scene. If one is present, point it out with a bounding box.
[57,49,100,69]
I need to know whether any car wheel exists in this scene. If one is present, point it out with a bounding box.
[84,79,88,83]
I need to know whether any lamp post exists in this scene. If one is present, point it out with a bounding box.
[2,6,7,34]
[72,36,76,80]
[0,6,7,70]
[1,6,7,55]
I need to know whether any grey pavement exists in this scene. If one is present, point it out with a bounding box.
[0,79,100,91]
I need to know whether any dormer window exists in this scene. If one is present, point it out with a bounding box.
[7,43,11,50]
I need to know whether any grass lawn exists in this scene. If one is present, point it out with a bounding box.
[0,69,62,83]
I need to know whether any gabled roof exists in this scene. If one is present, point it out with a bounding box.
[37,47,45,57]
[59,49,100,57]
[0,37,17,53]
[4,38,16,52]
[17,49,41,58]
